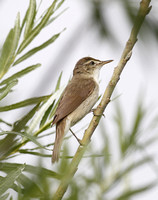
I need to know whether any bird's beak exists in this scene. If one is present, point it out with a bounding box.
[101,59,113,66]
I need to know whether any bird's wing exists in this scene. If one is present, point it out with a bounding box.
[52,77,96,124]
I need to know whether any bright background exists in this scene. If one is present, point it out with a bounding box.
[0,0,158,199]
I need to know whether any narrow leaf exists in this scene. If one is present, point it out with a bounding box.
[19,150,51,157]
[0,80,18,100]
[0,13,20,79]
[117,182,157,200]
[49,96,61,119]
[119,157,152,178]
[40,102,55,128]
[0,119,12,127]
[0,64,41,85]
[13,103,40,131]
[24,0,36,39]
[0,164,25,196]
[49,74,65,119]
[39,72,63,127]
[0,131,45,149]
[20,3,29,34]
[0,176,19,194]
[14,31,63,65]
[113,102,125,154]
[0,162,61,179]
[0,85,8,93]
[55,71,62,91]
[46,8,67,27]
[17,174,43,198]
[0,95,49,112]
[55,0,65,11]
[0,193,9,200]
[129,104,145,144]
[27,86,64,134]
[17,0,58,53]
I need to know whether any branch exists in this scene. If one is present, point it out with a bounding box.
[52,0,152,199]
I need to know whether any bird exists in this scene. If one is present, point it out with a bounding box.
[51,57,113,163]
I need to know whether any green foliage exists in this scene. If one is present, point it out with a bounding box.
[0,64,41,85]
[65,101,158,200]
[0,163,61,199]
[0,0,157,200]
[13,31,64,65]
[89,0,158,46]
[0,95,49,111]
[0,164,25,196]
[0,1,66,198]
[0,13,20,79]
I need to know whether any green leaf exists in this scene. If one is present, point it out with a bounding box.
[27,86,64,134]
[0,13,20,79]
[45,7,67,27]
[113,102,125,154]
[0,64,41,85]
[19,150,51,158]
[119,157,152,178]
[100,157,154,193]
[0,131,46,149]
[0,85,8,93]
[0,164,25,196]
[0,105,40,160]
[0,193,9,200]
[24,0,36,39]
[55,71,62,91]
[55,0,65,10]
[49,97,60,119]
[49,74,64,119]
[14,31,63,65]
[99,122,111,164]
[0,95,50,112]
[39,72,63,127]
[17,0,58,53]
[20,2,29,34]
[0,80,18,100]
[0,119,12,127]
[117,182,157,200]
[17,174,43,198]
[129,104,145,144]
[13,103,40,131]
[38,130,55,139]
[40,102,55,128]
[0,176,18,195]
[0,162,61,179]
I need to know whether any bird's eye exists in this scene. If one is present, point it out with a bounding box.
[90,61,95,65]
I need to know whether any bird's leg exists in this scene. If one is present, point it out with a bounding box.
[70,128,83,145]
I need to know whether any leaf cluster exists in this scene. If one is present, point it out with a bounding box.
[0,0,66,199]
[66,101,158,200]
[88,0,157,45]
[0,0,157,200]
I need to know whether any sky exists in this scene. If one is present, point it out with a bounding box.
[0,0,158,199]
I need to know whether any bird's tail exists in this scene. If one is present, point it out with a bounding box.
[52,118,69,163]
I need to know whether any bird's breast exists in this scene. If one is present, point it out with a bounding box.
[67,84,99,126]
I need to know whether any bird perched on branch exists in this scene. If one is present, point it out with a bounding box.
[51,57,113,163]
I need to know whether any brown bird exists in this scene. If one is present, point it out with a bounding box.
[51,57,113,163]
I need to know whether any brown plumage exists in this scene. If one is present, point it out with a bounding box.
[51,57,113,163]
[52,77,95,125]
[51,77,96,163]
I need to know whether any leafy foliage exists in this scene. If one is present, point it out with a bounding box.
[0,0,157,200]
[0,1,65,198]
[88,0,158,45]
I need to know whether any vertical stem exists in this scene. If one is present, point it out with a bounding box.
[52,0,152,199]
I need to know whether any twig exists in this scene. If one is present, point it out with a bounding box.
[52,0,152,199]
